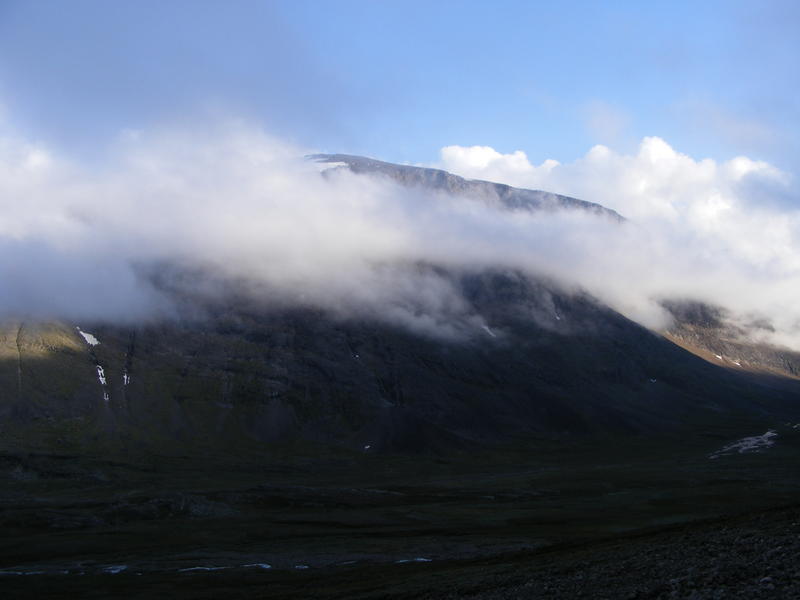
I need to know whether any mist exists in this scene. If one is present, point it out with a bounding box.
[438,139,800,347]
[1,119,799,348]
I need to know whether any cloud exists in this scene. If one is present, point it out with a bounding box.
[438,137,800,347]
[0,120,520,337]
[1,118,799,349]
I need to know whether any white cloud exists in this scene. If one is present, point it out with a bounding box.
[438,137,800,346]
[1,119,799,349]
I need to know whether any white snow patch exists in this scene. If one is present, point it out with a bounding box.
[714,354,723,360]
[179,566,228,572]
[76,327,100,346]
[123,372,131,386]
[649,378,657,383]
[363,444,372,451]
[482,325,497,338]
[242,563,272,570]
[709,430,777,459]
[103,391,109,403]
[96,365,106,385]
[555,314,561,321]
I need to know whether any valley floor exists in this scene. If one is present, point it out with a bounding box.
[3,503,798,599]
[1,424,799,598]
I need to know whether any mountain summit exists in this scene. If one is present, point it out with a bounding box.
[310,153,624,221]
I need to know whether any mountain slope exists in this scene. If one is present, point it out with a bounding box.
[663,300,800,380]
[1,269,797,457]
[1,156,798,457]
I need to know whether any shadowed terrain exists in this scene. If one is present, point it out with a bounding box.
[1,267,799,597]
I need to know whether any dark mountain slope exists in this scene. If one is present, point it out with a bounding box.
[1,269,797,457]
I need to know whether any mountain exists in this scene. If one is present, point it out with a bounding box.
[662,299,800,380]
[5,271,796,456]
[1,156,798,457]
[2,155,799,595]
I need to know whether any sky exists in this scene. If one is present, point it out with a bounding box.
[0,0,798,171]
[0,0,799,347]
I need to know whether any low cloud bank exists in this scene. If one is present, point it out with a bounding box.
[0,121,798,347]
[439,139,800,347]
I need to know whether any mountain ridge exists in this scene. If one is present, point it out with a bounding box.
[310,153,625,221]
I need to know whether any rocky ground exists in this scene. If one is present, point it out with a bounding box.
[440,504,800,599]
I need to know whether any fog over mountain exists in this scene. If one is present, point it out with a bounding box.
[1,120,799,348]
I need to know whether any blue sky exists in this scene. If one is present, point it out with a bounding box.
[0,0,798,171]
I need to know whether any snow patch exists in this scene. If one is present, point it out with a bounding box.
[76,327,100,346]
[96,365,106,385]
[482,325,497,338]
[714,354,723,359]
[294,565,309,570]
[123,372,131,386]
[709,430,777,459]
[242,563,272,570]
[179,566,228,572]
